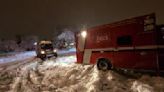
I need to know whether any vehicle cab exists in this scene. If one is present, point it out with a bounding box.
[36,40,57,60]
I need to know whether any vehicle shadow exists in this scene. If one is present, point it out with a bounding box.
[113,68,164,78]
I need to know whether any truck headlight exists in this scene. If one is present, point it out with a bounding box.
[41,50,45,54]
[53,49,57,52]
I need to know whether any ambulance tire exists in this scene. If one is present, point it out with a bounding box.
[97,58,112,71]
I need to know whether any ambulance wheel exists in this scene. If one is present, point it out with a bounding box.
[97,58,112,71]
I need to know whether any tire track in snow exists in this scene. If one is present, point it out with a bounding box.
[0,57,38,92]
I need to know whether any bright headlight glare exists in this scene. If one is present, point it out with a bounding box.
[34,42,37,45]
[81,31,87,38]
[41,51,45,54]
[53,49,57,52]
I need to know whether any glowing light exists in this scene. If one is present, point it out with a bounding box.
[41,51,45,54]
[162,27,164,30]
[81,31,87,38]
[34,42,37,45]
[53,49,57,52]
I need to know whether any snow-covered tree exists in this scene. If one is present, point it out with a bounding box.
[0,35,38,52]
[0,39,18,52]
[58,30,75,42]
[20,35,38,51]
[54,29,75,49]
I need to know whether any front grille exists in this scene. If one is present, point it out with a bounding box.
[46,51,53,54]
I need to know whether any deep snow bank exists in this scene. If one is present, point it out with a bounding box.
[10,58,164,92]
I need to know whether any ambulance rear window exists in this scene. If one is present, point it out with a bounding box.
[117,35,132,45]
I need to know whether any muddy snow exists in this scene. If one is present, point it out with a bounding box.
[6,56,164,92]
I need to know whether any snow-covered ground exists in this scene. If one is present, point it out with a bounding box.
[57,48,76,55]
[8,55,164,92]
[0,48,76,64]
[0,51,36,64]
[1,48,164,92]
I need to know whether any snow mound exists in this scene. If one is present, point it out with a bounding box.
[10,59,164,92]
[130,75,164,92]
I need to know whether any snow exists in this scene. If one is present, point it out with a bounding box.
[9,55,164,92]
[0,51,36,64]
[57,48,76,55]
[57,30,75,41]
[0,48,76,64]
[0,50,164,92]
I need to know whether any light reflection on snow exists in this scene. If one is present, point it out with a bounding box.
[42,48,77,68]
[0,51,36,64]
[0,48,76,64]
[57,48,76,55]
[56,55,76,64]
[41,55,77,69]
[22,54,77,72]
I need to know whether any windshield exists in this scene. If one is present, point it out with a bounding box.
[40,44,53,49]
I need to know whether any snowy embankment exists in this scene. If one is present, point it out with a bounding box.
[0,48,76,64]
[10,55,164,92]
[57,48,76,56]
[0,51,36,64]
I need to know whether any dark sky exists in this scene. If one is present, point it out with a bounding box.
[0,0,164,39]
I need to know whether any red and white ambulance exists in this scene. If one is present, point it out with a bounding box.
[76,13,164,71]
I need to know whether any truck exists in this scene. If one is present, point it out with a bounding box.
[36,40,58,60]
[76,13,164,72]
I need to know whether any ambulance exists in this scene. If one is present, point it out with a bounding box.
[76,13,164,71]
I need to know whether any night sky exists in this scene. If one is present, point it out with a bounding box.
[0,0,164,39]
